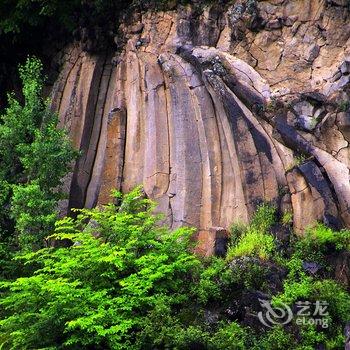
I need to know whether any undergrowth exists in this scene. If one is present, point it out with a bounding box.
[0,192,349,349]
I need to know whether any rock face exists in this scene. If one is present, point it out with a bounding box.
[51,0,350,250]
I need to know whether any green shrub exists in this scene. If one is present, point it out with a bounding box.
[1,186,349,349]
[227,203,276,261]
[229,256,270,290]
[250,203,276,233]
[138,319,253,350]
[0,0,129,34]
[209,321,252,350]
[11,182,57,249]
[305,224,350,250]
[229,221,248,247]
[273,275,313,305]
[227,229,275,260]
[313,279,350,323]
[272,259,350,349]
[171,325,211,349]
[282,211,293,226]
[0,57,77,253]
[0,188,199,349]
[288,224,350,270]
[195,257,228,303]
[254,326,296,350]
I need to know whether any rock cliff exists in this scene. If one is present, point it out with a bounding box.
[51,0,350,253]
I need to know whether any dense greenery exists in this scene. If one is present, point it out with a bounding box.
[0,188,199,349]
[0,0,131,35]
[226,204,276,260]
[1,193,350,349]
[0,57,77,274]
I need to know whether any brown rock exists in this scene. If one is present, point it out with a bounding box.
[334,251,350,288]
[50,1,350,253]
[287,168,324,235]
[283,15,298,26]
[266,19,282,30]
[130,23,144,34]
[196,227,229,257]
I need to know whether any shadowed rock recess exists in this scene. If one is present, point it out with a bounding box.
[51,0,350,254]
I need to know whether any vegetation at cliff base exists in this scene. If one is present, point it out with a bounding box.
[1,187,350,349]
[0,188,200,349]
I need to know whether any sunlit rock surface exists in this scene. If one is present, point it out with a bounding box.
[51,0,350,251]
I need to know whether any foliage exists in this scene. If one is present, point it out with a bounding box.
[1,188,350,349]
[0,188,200,349]
[229,221,248,247]
[208,321,252,350]
[227,229,275,260]
[11,182,57,249]
[195,257,229,303]
[286,154,307,171]
[0,58,43,181]
[303,224,350,251]
[255,326,296,350]
[270,223,350,349]
[338,100,350,112]
[137,319,254,350]
[272,276,350,349]
[0,0,127,34]
[227,205,350,349]
[282,211,293,226]
[250,202,276,233]
[286,224,350,270]
[227,203,276,261]
[0,0,193,36]
[0,57,77,254]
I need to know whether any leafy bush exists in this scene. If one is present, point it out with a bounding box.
[209,321,252,350]
[226,229,275,260]
[250,203,276,233]
[272,277,350,349]
[273,275,313,305]
[0,0,129,34]
[270,223,350,350]
[304,224,350,251]
[282,211,293,226]
[254,326,296,350]
[227,203,276,261]
[0,188,199,349]
[11,182,57,249]
[0,57,77,253]
[0,0,191,36]
[1,187,349,349]
[195,257,228,303]
[229,221,248,247]
[285,224,350,275]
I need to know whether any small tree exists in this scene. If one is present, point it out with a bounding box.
[0,57,77,254]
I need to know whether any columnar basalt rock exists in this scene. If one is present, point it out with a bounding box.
[51,0,350,251]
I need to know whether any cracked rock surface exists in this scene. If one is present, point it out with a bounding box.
[51,0,350,253]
